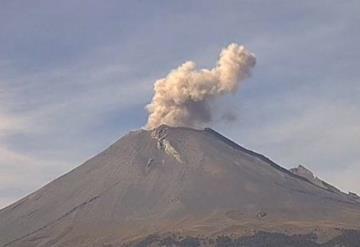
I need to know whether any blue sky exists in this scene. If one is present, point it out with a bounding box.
[0,0,359,208]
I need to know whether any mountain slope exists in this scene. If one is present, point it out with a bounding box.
[0,125,359,247]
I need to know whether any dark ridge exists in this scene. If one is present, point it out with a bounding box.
[203,128,345,195]
[323,229,360,247]
[126,230,360,247]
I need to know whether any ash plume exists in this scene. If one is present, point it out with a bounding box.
[146,43,256,129]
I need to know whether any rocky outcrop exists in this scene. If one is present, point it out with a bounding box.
[289,165,341,193]
[151,125,183,163]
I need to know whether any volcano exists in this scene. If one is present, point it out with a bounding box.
[1,125,360,247]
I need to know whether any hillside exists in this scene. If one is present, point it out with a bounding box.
[1,125,359,247]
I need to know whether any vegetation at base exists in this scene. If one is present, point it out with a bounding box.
[125,230,360,247]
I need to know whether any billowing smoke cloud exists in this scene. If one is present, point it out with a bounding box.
[146,43,256,129]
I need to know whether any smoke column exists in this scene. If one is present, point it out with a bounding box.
[146,43,256,129]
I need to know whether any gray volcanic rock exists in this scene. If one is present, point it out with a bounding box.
[0,125,360,247]
[290,165,360,205]
[289,165,342,193]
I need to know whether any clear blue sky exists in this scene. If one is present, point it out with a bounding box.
[1,0,359,208]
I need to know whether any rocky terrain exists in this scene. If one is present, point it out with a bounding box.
[0,125,359,247]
